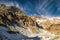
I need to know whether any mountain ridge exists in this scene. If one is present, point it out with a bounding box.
[0,4,60,40]
[0,4,41,38]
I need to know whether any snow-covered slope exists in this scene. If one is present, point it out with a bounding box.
[36,17,60,28]
[0,25,56,40]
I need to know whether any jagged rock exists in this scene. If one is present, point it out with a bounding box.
[0,4,40,38]
[7,31,19,34]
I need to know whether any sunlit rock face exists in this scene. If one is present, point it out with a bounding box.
[0,4,41,40]
[36,17,60,35]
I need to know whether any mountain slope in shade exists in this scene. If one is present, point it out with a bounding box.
[0,4,60,40]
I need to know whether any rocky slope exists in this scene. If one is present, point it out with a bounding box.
[0,4,60,40]
[35,16,60,40]
[35,17,60,35]
[0,4,41,40]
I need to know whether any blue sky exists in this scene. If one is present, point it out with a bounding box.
[0,0,60,17]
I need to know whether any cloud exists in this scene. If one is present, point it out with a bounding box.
[0,0,60,17]
[0,1,20,8]
[36,0,60,17]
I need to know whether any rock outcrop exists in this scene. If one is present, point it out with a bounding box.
[0,4,40,39]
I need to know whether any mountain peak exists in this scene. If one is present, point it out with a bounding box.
[0,4,40,37]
